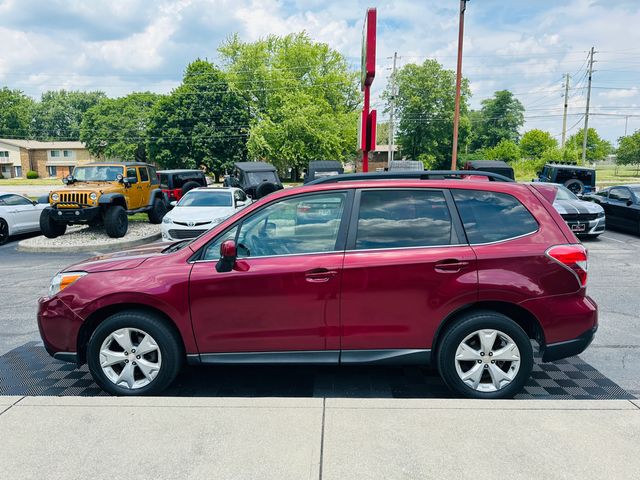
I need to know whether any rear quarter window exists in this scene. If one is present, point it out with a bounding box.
[452,189,538,244]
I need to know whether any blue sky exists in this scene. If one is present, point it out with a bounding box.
[0,0,638,144]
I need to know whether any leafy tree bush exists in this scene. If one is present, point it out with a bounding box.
[26,170,39,179]
[519,129,558,159]
[567,128,612,162]
[470,90,524,150]
[616,129,640,173]
[486,139,520,163]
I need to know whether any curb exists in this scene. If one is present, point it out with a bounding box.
[17,232,162,254]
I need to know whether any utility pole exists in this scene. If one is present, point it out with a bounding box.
[451,0,469,170]
[561,73,570,147]
[625,115,629,136]
[388,52,398,167]
[581,47,595,165]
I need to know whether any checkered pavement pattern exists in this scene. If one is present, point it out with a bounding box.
[0,342,634,399]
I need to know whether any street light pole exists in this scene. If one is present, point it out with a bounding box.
[451,0,469,170]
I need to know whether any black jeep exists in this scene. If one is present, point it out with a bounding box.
[223,162,283,199]
[537,164,596,195]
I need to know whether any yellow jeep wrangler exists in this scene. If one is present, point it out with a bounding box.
[40,162,167,238]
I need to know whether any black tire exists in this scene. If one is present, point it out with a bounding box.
[104,205,128,238]
[39,210,67,238]
[0,218,9,245]
[147,197,167,224]
[437,311,534,399]
[181,181,200,196]
[564,179,584,195]
[86,310,183,396]
[255,182,278,199]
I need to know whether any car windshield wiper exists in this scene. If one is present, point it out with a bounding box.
[162,239,192,254]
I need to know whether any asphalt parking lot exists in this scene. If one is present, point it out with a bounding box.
[0,229,639,399]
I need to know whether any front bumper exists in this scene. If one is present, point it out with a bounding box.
[37,295,83,363]
[565,217,606,236]
[161,222,213,241]
[45,204,102,224]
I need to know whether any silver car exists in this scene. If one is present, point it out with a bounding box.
[0,192,49,245]
[533,183,605,238]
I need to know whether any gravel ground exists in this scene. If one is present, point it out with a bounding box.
[18,222,160,250]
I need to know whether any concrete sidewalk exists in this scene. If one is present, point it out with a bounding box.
[0,397,639,479]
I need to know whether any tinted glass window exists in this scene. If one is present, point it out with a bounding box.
[453,190,538,244]
[246,171,278,185]
[138,167,149,182]
[355,189,453,250]
[126,167,137,179]
[235,192,346,257]
[595,189,609,197]
[159,173,169,189]
[609,188,631,201]
[148,167,158,185]
[2,194,31,206]
[202,226,240,261]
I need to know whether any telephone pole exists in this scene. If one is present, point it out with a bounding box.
[388,52,398,167]
[561,73,570,147]
[581,47,595,165]
[451,0,469,170]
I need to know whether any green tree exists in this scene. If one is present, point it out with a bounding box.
[219,33,359,174]
[0,87,34,138]
[567,128,613,162]
[80,92,160,162]
[376,122,390,145]
[385,59,471,169]
[519,129,558,159]
[471,90,524,149]
[486,139,520,162]
[148,60,249,181]
[616,130,640,173]
[32,90,106,140]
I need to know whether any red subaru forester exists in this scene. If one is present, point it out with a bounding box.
[37,173,597,398]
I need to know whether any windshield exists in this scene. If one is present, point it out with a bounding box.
[73,166,124,182]
[554,185,579,201]
[177,190,232,207]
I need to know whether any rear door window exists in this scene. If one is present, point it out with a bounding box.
[452,189,538,244]
[354,189,454,250]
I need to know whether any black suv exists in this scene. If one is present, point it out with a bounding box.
[157,170,208,202]
[537,164,596,195]
[223,162,283,199]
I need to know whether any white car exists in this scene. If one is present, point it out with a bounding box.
[0,192,49,245]
[161,187,249,241]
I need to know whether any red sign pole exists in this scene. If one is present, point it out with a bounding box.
[363,85,370,172]
[360,8,376,173]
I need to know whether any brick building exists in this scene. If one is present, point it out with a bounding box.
[0,139,97,179]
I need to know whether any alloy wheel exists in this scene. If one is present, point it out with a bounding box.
[454,329,521,393]
[99,328,162,389]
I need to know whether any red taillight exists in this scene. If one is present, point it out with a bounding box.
[546,244,588,287]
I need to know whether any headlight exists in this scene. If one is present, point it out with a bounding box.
[49,271,87,296]
[51,193,59,201]
[89,192,97,201]
[163,216,173,224]
[597,210,605,218]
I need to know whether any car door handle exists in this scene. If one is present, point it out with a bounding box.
[305,268,338,283]
[434,259,469,273]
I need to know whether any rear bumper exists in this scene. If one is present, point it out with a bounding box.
[542,326,597,362]
[45,205,101,223]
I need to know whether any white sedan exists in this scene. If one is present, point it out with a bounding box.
[0,192,49,245]
[161,187,249,241]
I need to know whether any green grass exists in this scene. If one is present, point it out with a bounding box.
[129,213,149,223]
[0,177,62,185]
[593,165,640,184]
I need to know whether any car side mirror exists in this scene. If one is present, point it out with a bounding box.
[216,240,237,273]
[236,200,246,207]
[170,200,177,207]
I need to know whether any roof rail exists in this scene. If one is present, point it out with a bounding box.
[306,170,515,185]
